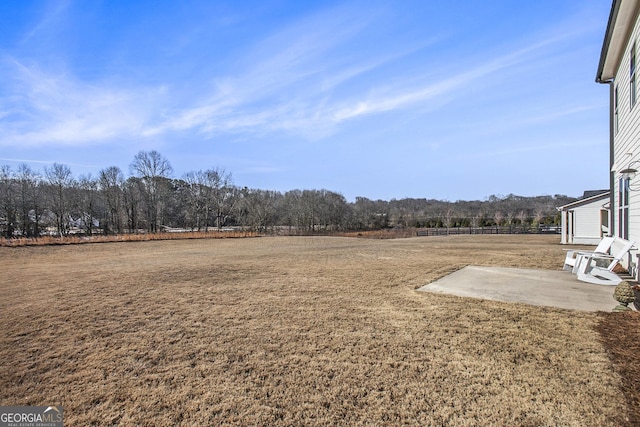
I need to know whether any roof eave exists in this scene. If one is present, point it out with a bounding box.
[557,192,611,210]
[596,0,640,83]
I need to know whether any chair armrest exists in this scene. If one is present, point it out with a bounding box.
[573,251,610,260]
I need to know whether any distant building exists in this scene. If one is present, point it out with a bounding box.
[557,191,610,245]
[596,0,640,275]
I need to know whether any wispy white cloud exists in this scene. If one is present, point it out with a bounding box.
[0,58,163,147]
[0,2,601,149]
[143,5,382,136]
[150,16,591,140]
[329,27,592,121]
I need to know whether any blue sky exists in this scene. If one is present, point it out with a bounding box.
[0,0,612,201]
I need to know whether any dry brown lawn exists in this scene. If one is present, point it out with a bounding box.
[0,235,634,425]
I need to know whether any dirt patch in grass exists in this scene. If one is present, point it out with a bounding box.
[0,235,634,425]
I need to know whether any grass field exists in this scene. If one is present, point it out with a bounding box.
[0,235,636,425]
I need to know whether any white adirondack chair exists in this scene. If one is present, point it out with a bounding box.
[575,239,635,285]
[563,236,615,271]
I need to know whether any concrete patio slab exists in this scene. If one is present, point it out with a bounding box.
[417,265,617,312]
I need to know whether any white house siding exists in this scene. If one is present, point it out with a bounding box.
[608,3,640,274]
[558,193,609,245]
[573,204,605,244]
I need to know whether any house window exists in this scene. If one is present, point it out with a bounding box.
[615,85,619,134]
[619,177,630,239]
[631,43,637,108]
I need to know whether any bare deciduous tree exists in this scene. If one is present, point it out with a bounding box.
[0,165,16,238]
[77,174,100,235]
[206,168,234,230]
[517,210,528,227]
[16,164,43,237]
[98,166,125,234]
[493,211,504,229]
[44,163,74,236]
[0,155,580,238]
[130,151,173,232]
[123,177,143,233]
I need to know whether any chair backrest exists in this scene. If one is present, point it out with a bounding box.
[607,239,636,270]
[610,239,635,258]
[594,236,616,254]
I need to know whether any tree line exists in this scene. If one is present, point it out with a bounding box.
[0,150,577,239]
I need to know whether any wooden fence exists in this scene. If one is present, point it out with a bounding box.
[415,225,560,237]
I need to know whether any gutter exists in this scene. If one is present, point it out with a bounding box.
[595,1,622,236]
